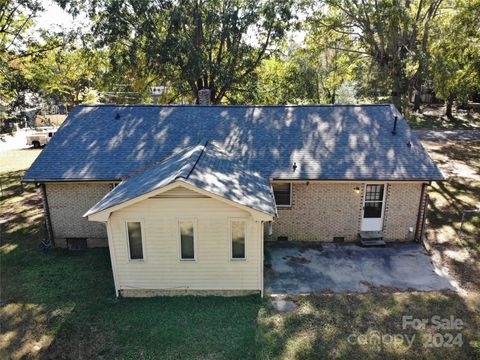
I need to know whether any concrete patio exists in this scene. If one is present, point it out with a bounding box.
[264,242,456,295]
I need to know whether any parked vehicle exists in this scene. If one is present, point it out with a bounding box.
[26,127,58,148]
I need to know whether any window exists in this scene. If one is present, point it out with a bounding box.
[126,222,143,260]
[179,220,195,260]
[273,183,291,207]
[231,221,246,260]
[363,184,385,218]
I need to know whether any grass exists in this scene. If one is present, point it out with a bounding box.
[257,292,480,359]
[1,143,480,359]
[1,151,261,359]
[405,104,480,129]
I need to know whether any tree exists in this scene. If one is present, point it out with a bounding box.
[251,26,360,105]
[0,0,43,105]
[429,0,480,118]
[302,23,360,104]
[0,1,69,125]
[312,0,444,112]
[87,0,295,104]
[26,47,109,110]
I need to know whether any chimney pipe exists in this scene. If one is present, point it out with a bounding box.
[198,89,211,105]
[392,115,398,135]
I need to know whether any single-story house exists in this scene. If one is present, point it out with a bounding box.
[23,104,444,297]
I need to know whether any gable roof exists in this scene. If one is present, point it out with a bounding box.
[84,141,276,218]
[23,104,444,182]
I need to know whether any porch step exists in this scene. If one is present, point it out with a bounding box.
[359,231,383,239]
[360,239,386,247]
[359,231,386,247]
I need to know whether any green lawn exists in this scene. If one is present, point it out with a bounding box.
[1,147,480,359]
[1,150,261,359]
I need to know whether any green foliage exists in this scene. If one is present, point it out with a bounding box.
[430,0,480,111]
[2,0,480,117]
[92,0,295,103]
[26,47,109,109]
[314,0,445,111]
[0,1,43,106]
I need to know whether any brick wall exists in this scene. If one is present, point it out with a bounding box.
[268,182,425,242]
[382,183,423,241]
[45,182,111,247]
[269,183,364,242]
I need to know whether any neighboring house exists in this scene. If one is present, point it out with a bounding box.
[34,114,67,128]
[23,104,444,297]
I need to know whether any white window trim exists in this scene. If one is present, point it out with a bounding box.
[229,218,247,261]
[177,218,198,261]
[124,219,146,262]
[273,182,292,208]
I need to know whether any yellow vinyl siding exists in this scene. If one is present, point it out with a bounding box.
[109,186,261,291]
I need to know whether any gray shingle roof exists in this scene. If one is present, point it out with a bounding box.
[84,141,276,217]
[23,104,444,182]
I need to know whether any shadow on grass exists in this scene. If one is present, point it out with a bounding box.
[1,240,263,359]
[1,156,264,359]
[1,141,479,359]
[257,291,480,359]
[406,105,480,130]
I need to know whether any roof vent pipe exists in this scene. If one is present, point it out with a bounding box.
[198,89,211,105]
[392,115,398,135]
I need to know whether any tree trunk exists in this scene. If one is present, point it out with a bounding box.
[412,89,421,112]
[446,96,454,119]
[391,81,402,113]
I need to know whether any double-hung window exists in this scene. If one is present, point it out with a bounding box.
[179,220,196,260]
[126,221,144,260]
[231,220,246,260]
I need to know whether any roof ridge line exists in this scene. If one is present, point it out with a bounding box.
[121,153,175,180]
[76,103,393,109]
[177,141,208,181]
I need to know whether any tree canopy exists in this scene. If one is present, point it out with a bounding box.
[0,0,479,123]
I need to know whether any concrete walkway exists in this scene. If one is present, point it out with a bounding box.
[413,129,480,141]
[264,242,456,295]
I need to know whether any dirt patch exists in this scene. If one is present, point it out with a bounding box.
[284,256,311,264]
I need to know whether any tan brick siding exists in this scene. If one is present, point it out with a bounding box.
[46,183,111,247]
[268,182,425,242]
[383,183,423,241]
[269,183,364,242]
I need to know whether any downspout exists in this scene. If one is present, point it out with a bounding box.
[414,183,428,242]
[40,183,54,246]
[106,218,120,297]
[260,221,264,298]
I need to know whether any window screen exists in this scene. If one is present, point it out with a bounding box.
[179,221,195,259]
[273,183,291,206]
[231,221,246,259]
[127,222,143,260]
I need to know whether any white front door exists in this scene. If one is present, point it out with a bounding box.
[361,184,386,232]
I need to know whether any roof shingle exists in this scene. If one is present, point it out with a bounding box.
[84,141,276,217]
[24,104,444,182]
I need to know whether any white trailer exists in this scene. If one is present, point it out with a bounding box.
[26,127,58,148]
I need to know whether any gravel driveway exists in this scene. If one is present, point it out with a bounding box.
[265,242,456,295]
